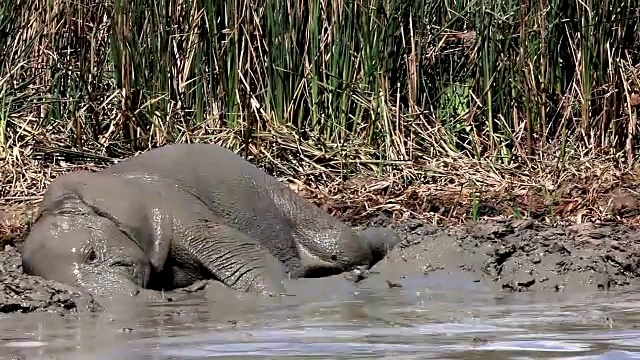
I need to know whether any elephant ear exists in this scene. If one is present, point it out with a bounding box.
[66,172,172,273]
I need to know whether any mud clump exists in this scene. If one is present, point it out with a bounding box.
[364,218,640,293]
[459,219,640,292]
[0,245,102,315]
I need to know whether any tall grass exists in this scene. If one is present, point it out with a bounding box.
[1,0,639,177]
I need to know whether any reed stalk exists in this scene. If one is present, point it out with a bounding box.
[0,0,638,183]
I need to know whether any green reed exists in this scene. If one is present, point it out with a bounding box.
[1,0,639,174]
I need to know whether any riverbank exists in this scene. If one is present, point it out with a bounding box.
[4,144,640,315]
[1,210,639,316]
[363,217,640,293]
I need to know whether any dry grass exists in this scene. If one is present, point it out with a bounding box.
[2,0,640,243]
[3,134,640,247]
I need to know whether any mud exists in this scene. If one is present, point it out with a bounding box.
[360,217,640,294]
[1,216,640,316]
[0,245,102,315]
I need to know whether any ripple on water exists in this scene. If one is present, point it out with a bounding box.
[2,286,640,359]
[56,319,637,359]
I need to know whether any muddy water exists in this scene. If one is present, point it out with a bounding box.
[2,218,640,359]
[1,271,639,359]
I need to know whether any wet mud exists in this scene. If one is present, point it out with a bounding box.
[0,245,102,315]
[360,217,640,294]
[1,217,640,316]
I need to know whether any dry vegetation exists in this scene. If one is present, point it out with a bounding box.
[2,0,640,243]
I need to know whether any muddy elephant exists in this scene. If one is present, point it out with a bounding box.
[22,143,401,299]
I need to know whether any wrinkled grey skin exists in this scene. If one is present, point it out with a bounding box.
[23,172,289,298]
[22,143,401,299]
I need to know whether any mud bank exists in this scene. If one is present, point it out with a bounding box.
[361,217,640,293]
[1,218,639,316]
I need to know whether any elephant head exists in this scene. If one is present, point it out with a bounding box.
[21,172,165,298]
[22,210,153,298]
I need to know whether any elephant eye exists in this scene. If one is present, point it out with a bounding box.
[86,249,98,263]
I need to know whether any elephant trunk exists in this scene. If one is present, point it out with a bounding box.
[358,227,403,266]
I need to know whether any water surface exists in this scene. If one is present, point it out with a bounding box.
[1,271,639,359]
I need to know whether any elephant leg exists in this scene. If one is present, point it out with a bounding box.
[178,219,289,297]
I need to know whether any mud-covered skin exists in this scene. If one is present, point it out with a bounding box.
[22,171,290,298]
[21,144,401,300]
[101,143,401,278]
[0,245,101,314]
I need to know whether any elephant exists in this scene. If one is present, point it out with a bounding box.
[22,143,401,299]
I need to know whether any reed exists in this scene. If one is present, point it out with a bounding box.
[1,0,640,224]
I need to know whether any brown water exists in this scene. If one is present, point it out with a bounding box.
[1,270,639,360]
